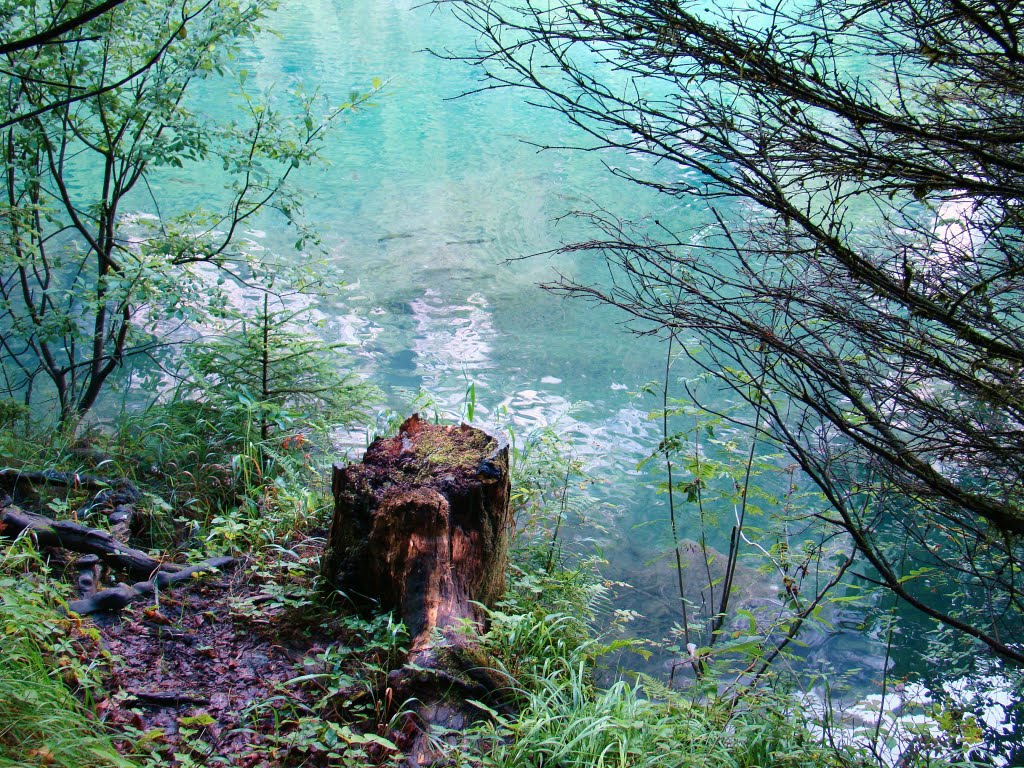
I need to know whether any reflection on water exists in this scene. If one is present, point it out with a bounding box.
[409,290,494,378]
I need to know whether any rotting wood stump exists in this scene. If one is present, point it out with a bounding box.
[322,414,513,765]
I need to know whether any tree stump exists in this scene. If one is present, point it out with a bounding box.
[322,414,513,765]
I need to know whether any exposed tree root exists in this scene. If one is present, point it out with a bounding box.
[66,556,235,615]
[1,504,176,579]
[0,500,235,615]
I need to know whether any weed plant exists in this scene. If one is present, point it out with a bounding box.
[236,612,410,766]
[115,393,337,538]
[466,552,876,768]
[3,391,989,768]
[110,347,375,566]
[452,417,863,767]
[0,538,127,768]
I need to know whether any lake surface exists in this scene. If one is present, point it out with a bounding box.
[211,0,887,678]
[162,3,1024,735]
[137,0,1024,757]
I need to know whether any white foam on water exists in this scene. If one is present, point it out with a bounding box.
[797,666,1020,767]
[409,290,495,377]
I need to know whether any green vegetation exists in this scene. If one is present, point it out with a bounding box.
[0,406,998,766]
[180,282,376,443]
[0,0,379,431]
[0,540,128,768]
[441,0,1024,666]
[479,669,843,768]
[0,1,1017,767]
[461,550,860,768]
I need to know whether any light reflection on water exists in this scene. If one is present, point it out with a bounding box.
[409,290,494,375]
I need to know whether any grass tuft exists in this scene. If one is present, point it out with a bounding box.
[0,540,129,768]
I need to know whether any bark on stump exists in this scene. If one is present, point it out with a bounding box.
[322,414,512,765]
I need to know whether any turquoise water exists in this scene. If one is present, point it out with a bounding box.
[214,0,888,677]
[165,0,913,687]
[140,0,1022,754]
[232,1,663,417]
[233,1,676,489]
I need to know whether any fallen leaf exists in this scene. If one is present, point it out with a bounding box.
[143,606,173,626]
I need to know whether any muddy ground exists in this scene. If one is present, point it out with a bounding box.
[83,559,397,767]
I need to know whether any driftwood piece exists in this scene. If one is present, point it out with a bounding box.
[0,504,173,580]
[322,415,513,765]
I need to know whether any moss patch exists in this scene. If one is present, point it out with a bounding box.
[413,425,496,472]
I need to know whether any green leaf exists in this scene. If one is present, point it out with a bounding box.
[327,723,398,751]
[466,699,500,717]
[178,713,215,727]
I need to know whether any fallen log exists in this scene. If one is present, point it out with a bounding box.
[0,468,140,514]
[0,504,174,580]
[0,468,142,536]
[1,501,234,615]
[322,414,513,765]
[0,467,126,493]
